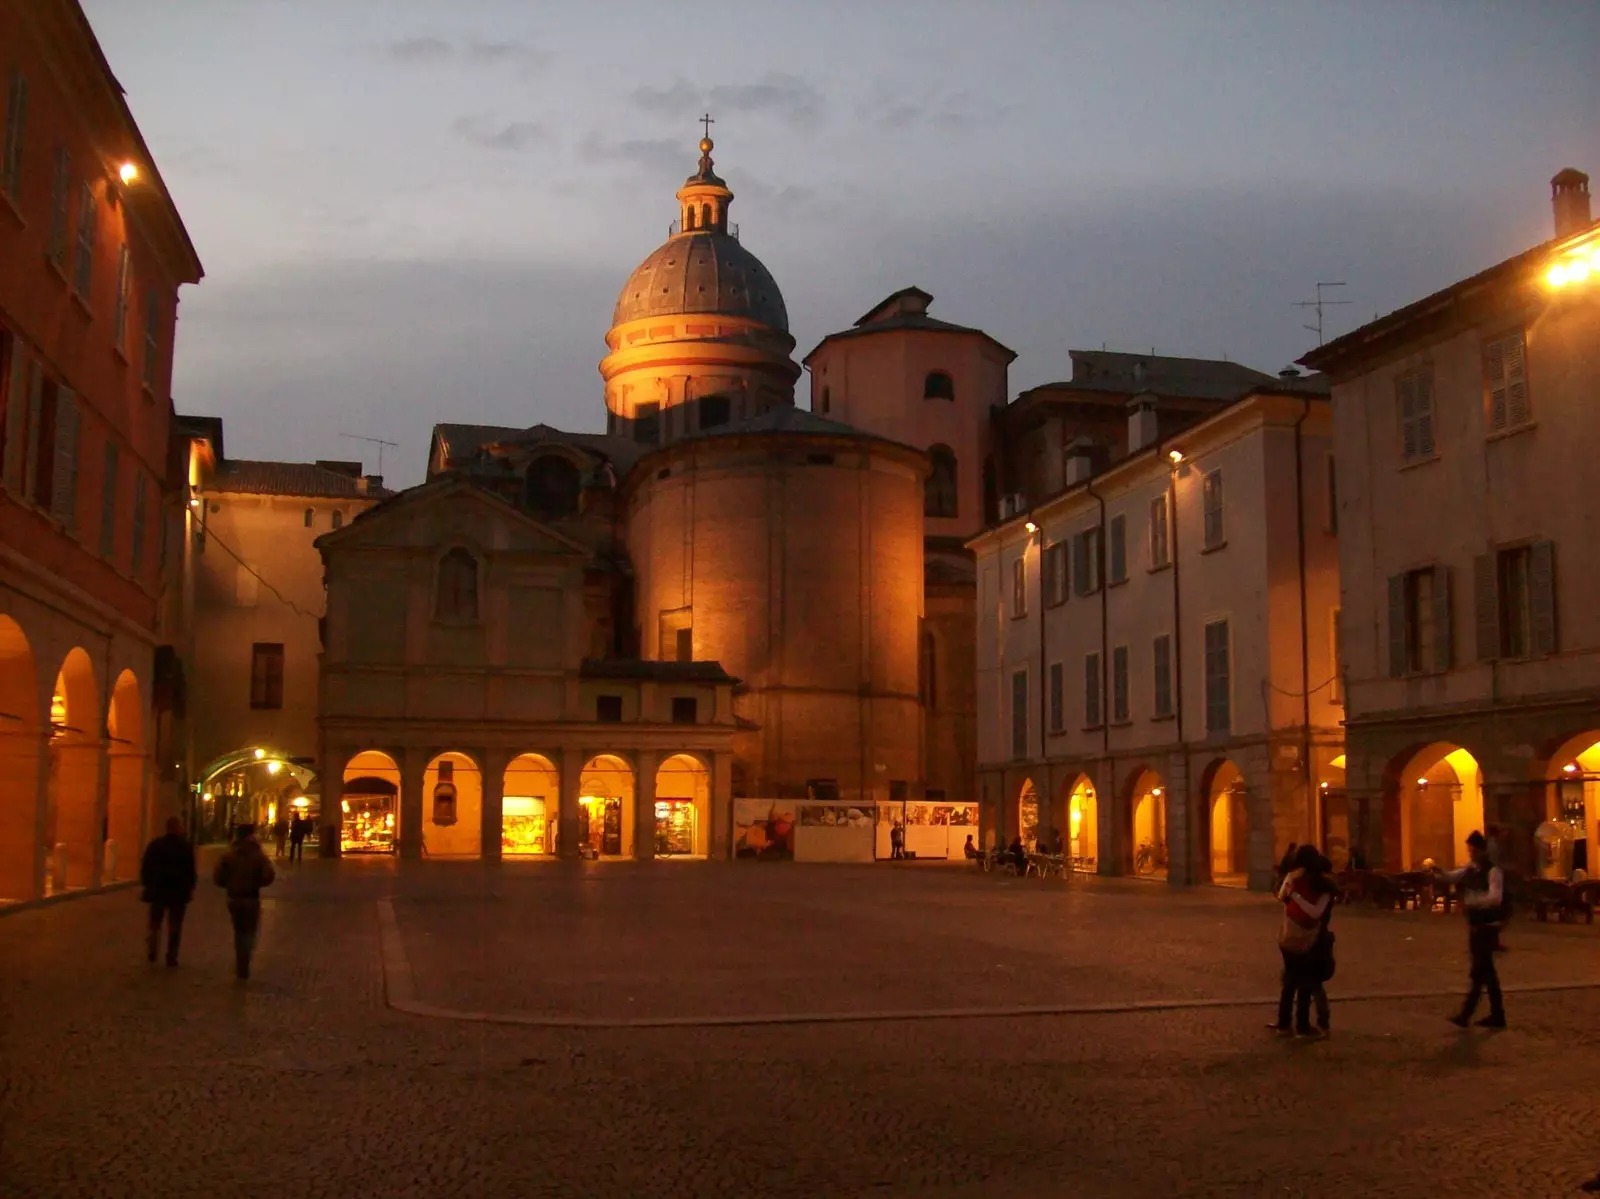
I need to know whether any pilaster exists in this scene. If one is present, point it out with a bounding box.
[634,749,659,861]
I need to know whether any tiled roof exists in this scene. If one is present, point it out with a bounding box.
[432,422,646,476]
[803,312,1015,363]
[1047,351,1280,402]
[210,460,390,499]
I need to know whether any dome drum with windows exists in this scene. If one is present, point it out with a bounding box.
[601,130,800,444]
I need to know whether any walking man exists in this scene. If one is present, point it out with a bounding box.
[1435,830,1507,1029]
[272,815,289,859]
[214,824,276,980]
[140,817,196,967]
[288,814,308,863]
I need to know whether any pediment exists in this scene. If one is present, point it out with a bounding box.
[317,477,588,558]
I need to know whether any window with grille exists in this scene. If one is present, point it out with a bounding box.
[249,643,284,710]
[1396,368,1436,462]
[1,70,26,201]
[1152,633,1173,717]
[1203,619,1231,734]
[1083,652,1102,728]
[1484,331,1530,433]
[1108,514,1127,584]
[1202,470,1224,549]
[1010,669,1028,759]
[73,184,95,298]
[1149,494,1169,568]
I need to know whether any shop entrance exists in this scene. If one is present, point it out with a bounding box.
[654,753,709,856]
[503,753,559,856]
[579,796,622,856]
[342,749,401,855]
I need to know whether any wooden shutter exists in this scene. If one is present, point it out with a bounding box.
[1485,338,1507,432]
[1416,372,1435,456]
[1153,634,1172,716]
[1431,565,1452,671]
[1109,514,1126,582]
[50,388,78,529]
[1530,540,1557,656]
[22,362,41,497]
[1473,554,1498,663]
[1072,533,1089,597]
[1397,374,1417,459]
[1504,334,1528,427]
[1387,574,1406,677]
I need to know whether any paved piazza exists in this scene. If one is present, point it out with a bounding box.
[4,861,1600,1198]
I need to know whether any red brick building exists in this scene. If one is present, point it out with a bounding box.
[0,0,202,902]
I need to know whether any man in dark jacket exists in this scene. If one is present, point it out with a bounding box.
[214,824,276,980]
[288,814,309,863]
[140,817,197,967]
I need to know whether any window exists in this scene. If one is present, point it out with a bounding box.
[1149,493,1169,568]
[98,438,118,559]
[331,509,343,529]
[1048,661,1064,733]
[130,472,146,575]
[699,394,731,429]
[819,386,830,415]
[919,626,937,709]
[1108,514,1127,584]
[1324,455,1338,535]
[1083,653,1102,728]
[1112,645,1129,723]
[47,147,70,268]
[1072,528,1101,596]
[1152,633,1173,718]
[675,627,692,663]
[525,454,580,518]
[1202,470,1224,549]
[435,547,479,621]
[596,694,623,722]
[1,70,26,201]
[1476,543,1556,661]
[808,779,840,801]
[1044,541,1068,606]
[303,508,314,528]
[923,371,955,401]
[1484,330,1530,433]
[1011,556,1027,618]
[113,245,131,353]
[1010,669,1028,759]
[635,402,660,444]
[142,290,160,390]
[806,452,834,466]
[671,696,698,724]
[1203,619,1231,734]
[1329,609,1342,706]
[73,184,95,298]
[1388,565,1450,675]
[925,444,958,518]
[249,643,284,710]
[1396,368,1436,462]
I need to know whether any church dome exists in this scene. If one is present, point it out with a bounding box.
[612,231,788,331]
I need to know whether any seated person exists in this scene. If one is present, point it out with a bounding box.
[1007,837,1027,872]
[963,834,980,860]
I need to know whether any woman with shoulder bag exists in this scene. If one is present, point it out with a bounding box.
[1269,845,1332,1038]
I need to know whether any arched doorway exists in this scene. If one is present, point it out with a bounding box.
[1395,743,1484,870]
[579,754,634,858]
[1544,731,1599,880]
[1018,779,1040,849]
[104,670,144,881]
[422,751,482,857]
[1128,767,1169,880]
[655,753,709,856]
[0,615,41,900]
[1205,759,1249,888]
[1064,776,1098,872]
[1321,753,1351,869]
[502,753,559,856]
[342,750,401,854]
[197,746,318,845]
[48,648,100,890]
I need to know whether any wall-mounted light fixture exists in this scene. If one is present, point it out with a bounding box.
[118,161,138,185]
[1168,449,1184,465]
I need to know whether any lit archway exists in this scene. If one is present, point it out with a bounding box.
[580,754,635,858]
[1544,732,1599,880]
[1018,778,1040,849]
[0,615,41,900]
[502,753,559,856]
[342,750,400,855]
[104,670,144,881]
[48,648,100,890]
[1395,743,1484,870]
[655,753,709,856]
[422,751,483,857]
[1064,775,1098,872]
[196,746,317,844]
[1320,753,1352,869]
[1127,767,1168,880]
[1205,759,1249,888]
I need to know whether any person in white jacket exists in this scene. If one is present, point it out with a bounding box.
[1434,830,1506,1029]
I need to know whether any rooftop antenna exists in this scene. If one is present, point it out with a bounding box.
[339,433,398,478]
[1293,281,1352,346]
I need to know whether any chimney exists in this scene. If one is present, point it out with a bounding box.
[1552,168,1591,239]
[1127,392,1159,454]
[1063,436,1096,485]
[363,475,383,494]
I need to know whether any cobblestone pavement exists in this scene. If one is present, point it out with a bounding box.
[4,858,1600,1198]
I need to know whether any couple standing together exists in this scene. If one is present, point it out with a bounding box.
[140,820,278,980]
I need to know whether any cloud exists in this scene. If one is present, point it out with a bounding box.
[856,83,1018,132]
[452,116,550,152]
[578,133,686,177]
[379,37,553,76]
[385,36,453,63]
[628,73,827,128]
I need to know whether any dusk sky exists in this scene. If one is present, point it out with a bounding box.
[82,0,1599,487]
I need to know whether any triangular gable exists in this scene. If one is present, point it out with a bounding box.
[314,475,589,557]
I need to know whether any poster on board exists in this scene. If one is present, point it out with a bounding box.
[734,799,795,860]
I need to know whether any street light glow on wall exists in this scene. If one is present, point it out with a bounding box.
[1546,244,1600,287]
[1168,449,1184,465]
[118,161,138,184]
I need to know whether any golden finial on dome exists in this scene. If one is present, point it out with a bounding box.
[699,136,713,154]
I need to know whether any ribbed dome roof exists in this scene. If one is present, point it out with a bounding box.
[612,230,788,331]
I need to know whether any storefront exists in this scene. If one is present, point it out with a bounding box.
[343,777,397,854]
[579,795,622,856]
[502,795,550,856]
[654,799,696,856]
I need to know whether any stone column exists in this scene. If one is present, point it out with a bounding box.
[1094,759,1118,877]
[480,749,504,863]
[710,751,733,859]
[558,746,583,859]
[634,749,659,861]
[0,729,48,900]
[319,751,347,859]
[398,746,426,860]
[1166,749,1195,887]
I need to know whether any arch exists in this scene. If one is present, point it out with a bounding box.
[303,508,314,528]
[1391,742,1484,870]
[655,752,710,856]
[196,745,317,844]
[580,753,635,858]
[48,648,101,890]
[341,750,401,855]
[1063,774,1098,872]
[923,370,955,401]
[502,752,559,856]
[423,750,483,857]
[1126,766,1169,880]
[435,546,480,622]
[925,444,958,519]
[0,615,42,900]
[1018,777,1040,849]
[104,670,145,880]
[1202,758,1249,888]
[525,454,582,518]
[701,203,712,230]
[1541,730,1599,880]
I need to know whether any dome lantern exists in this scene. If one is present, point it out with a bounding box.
[677,118,733,235]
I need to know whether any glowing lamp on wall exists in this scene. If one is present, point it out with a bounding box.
[1416,778,1429,787]
[1024,520,1038,534]
[1563,762,1578,774]
[118,162,138,185]
[1546,245,1600,288]
[1168,450,1184,465]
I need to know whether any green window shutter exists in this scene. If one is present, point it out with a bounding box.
[1387,574,1406,676]
[1431,565,1452,671]
[50,388,79,530]
[1473,554,1499,663]
[1530,540,1557,656]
